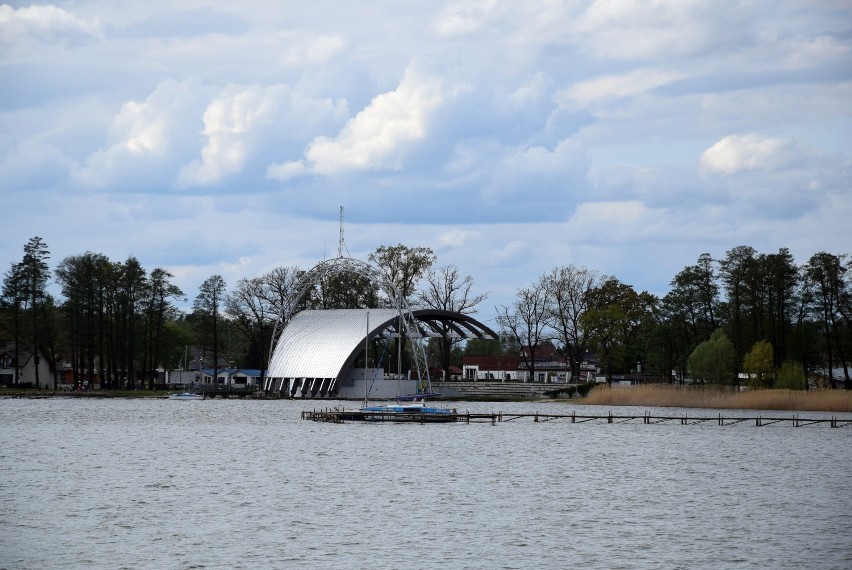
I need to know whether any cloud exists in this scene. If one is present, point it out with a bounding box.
[432,0,502,38]
[559,68,686,107]
[574,0,753,60]
[178,84,287,187]
[491,240,530,266]
[436,229,480,249]
[284,68,453,177]
[74,78,210,188]
[699,133,804,175]
[0,4,102,51]
[282,34,346,66]
[117,7,250,38]
[0,139,75,191]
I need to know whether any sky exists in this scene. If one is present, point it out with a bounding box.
[2,0,851,328]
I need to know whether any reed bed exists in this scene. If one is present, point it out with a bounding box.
[581,384,852,412]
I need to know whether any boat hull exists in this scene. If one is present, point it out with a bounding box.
[168,393,204,400]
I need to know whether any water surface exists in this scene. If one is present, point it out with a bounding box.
[2,398,850,569]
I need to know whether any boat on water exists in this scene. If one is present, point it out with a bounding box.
[168,392,204,400]
[359,399,456,422]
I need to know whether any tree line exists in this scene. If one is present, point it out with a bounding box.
[0,239,485,389]
[497,247,851,389]
[2,238,849,390]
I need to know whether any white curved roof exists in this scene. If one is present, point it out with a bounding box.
[268,309,400,379]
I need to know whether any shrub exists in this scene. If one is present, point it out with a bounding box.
[775,361,806,390]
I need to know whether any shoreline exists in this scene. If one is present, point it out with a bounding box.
[4,385,852,413]
[575,384,852,413]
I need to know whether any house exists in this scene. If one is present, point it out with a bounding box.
[170,368,265,392]
[462,355,524,382]
[0,342,54,388]
[462,348,599,384]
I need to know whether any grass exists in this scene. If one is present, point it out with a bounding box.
[581,384,852,412]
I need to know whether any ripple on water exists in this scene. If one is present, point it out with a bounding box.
[1,398,851,569]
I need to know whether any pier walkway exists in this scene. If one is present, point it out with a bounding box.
[302,408,852,427]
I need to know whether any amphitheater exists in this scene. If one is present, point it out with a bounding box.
[263,257,496,399]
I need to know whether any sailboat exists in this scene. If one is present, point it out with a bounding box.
[357,311,455,421]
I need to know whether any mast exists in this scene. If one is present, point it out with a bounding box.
[338,206,349,258]
[364,310,370,405]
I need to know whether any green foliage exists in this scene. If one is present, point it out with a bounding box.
[743,340,775,388]
[688,329,736,384]
[775,361,806,390]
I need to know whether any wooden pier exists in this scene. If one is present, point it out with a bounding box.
[302,408,852,427]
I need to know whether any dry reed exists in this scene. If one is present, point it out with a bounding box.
[581,384,852,412]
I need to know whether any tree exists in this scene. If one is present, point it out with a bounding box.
[113,257,147,388]
[761,248,798,365]
[193,275,227,383]
[581,278,651,385]
[718,245,758,368]
[18,237,51,388]
[56,252,103,389]
[497,277,550,383]
[803,252,849,389]
[368,244,436,306]
[687,329,736,385]
[543,265,599,382]
[417,264,488,378]
[743,340,774,388]
[225,277,273,370]
[143,268,184,388]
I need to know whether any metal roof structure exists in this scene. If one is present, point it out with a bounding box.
[265,308,496,396]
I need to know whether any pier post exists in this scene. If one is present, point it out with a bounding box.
[608,412,613,424]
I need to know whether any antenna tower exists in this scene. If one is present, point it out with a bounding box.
[337,206,349,258]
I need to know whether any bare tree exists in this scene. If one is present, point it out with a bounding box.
[543,265,599,382]
[497,277,550,382]
[417,264,488,377]
[225,276,273,371]
[260,266,304,320]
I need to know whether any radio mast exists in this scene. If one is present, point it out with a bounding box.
[337,206,349,258]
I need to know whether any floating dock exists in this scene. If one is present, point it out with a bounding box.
[302,408,852,427]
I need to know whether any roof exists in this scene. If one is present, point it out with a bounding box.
[268,309,496,381]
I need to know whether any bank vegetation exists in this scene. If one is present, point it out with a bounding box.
[582,384,852,412]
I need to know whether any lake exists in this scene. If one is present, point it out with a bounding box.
[2,398,851,569]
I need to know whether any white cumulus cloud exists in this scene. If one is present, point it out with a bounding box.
[699,133,802,176]
[75,78,207,187]
[178,84,285,187]
[299,68,452,176]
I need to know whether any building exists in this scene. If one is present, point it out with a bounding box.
[462,355,524,381]
[0,342,54,388]
[265,308,496,399]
